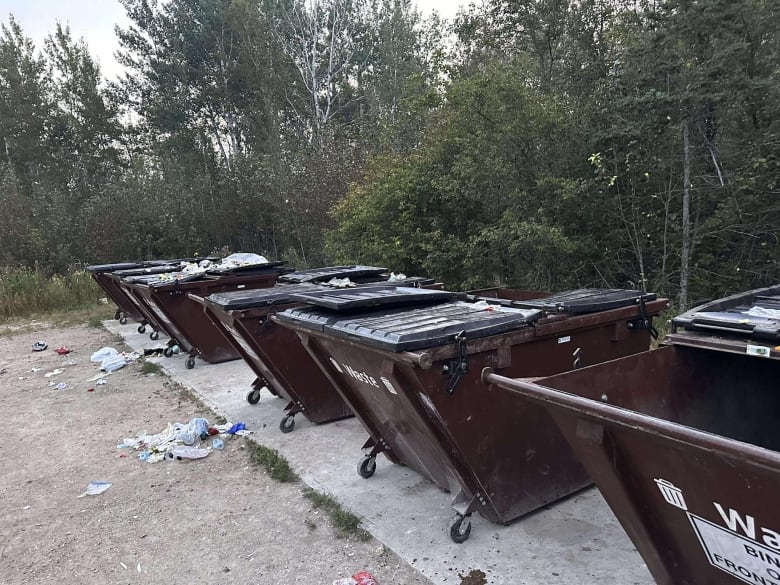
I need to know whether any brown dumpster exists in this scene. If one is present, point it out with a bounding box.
[122,262,289,367]
[87,262,148,323]
[484,284,780,584]
[190,268,436,433]
[274,286,669,542]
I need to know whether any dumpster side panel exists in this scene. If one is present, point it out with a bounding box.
[91,273,144,321]
[117,279,171,333]
[551,408,780,585]
[147,275,280,363]
[297,332,464,493]
[491,344,780,584]
[231,314,353,423]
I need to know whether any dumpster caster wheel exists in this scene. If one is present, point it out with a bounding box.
[119,316,128,325]
[150,330,160,341]
[163,347,173,358]
[185,358,195,369]
[357,456,376,479]
[279,415,295,433]
[114,310,121,320]
[246,389,261,404]
[450,515,472,544]
[137,324,146,334]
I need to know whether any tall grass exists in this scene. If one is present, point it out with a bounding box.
[0,267,102,321]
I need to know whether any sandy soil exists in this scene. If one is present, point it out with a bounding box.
[0,324,432,585]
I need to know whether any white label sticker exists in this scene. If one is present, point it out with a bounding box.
[329,358,343,373]
[380,377,398,395]
[689,514,780,584]
[558,335,571,344]
[747,345,771,358]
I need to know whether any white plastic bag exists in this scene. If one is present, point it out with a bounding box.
[90,347,118,363]
[100,355,127,372]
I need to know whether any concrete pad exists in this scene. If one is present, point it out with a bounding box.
[107,320,653,585]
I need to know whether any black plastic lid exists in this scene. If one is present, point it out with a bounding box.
[673,284,780,341]
[288,286,455,311]
[276,301,544,351]
[115,265,184,279]
[279,265,388,284]
[505,289,657,314]
[206,283,322,310]
[86,262,145,273]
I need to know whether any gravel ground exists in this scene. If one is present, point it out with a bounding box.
[0,323,434,585]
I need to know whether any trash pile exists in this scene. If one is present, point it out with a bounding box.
[118,417,250,463]
[155,253,270,282]
[90,346,138,372]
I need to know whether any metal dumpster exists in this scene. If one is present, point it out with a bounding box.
[191,268,438,433]
[86,262,147,323]
[274,286,669,541]
[484,284,780,584]
[107,264,190,337]
[122,262,289,367]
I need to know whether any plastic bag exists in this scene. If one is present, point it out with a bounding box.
[167,446,209,460]
[100,354,127,372]
[90,347,118,363]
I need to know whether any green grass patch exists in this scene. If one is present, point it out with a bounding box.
[245,439,299,483]
[301,486,370,540]
[0,267,107,323]
[140,360,162,375]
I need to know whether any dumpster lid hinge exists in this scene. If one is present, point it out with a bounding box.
[444,332,468,395]
[630,298,659,339]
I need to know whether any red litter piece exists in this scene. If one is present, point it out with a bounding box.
[207,427,219,436]
[87,387,95,392]
[352,572,377,585]
[54,347,72,355]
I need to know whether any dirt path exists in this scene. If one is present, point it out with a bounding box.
[0,324,431,585]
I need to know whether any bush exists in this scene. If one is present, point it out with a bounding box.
[0,267,102,321]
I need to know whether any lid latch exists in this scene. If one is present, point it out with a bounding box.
[443,331,468,395]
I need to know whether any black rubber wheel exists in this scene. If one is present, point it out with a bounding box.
[357,456,376,479]
[114,310,121,320]
[150,331,159,341]
[246,389,261,404]
[279,415,295,433]
[119,316,128,325]
[185,358,195,369]
[137,324,146,334]
[449,515,472,544]
[163,347,173,358]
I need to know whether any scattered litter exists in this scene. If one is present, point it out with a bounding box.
[54,347,72,355]
[87,372,110,382]
[30,367,41,373]
[44,369,64,378]
[137,563,142,573]
[90,347,118,363]
[96,379,107,386]
[22,505,30,510]
[333,573,378,585]
[225,422,246,435]
[120,417,226,463]
[62,359,77,366]
[118,453,127,458]
[166,446,209,460]
[119,562,128,570]
[55,382,67,391]
[87,388,95,392]
[212,438,224,450]
[79,481,112,497]
[18,377,27,381]
[32,341,47,352]
[746,306,780,318]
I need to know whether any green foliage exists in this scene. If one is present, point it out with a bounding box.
[246,439,299,483]
[0,268,102,321]
[301,486,370,540]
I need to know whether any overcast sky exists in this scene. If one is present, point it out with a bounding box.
[2,0,467,80]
